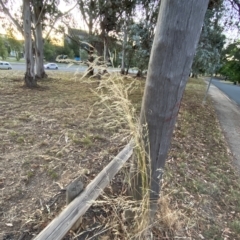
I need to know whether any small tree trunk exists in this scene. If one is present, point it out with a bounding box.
[121,20,127,75]
[87,53,94,76]
[103,35,108,63]
[136,70,142,77]
[23,0,37,88]
[131,0,209,220]
[202,74,213,105]
[126,67,129,75]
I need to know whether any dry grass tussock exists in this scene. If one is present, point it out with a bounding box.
[92,73,152,239]
[0,70,240,239]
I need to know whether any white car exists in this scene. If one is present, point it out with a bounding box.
[44,63,58,70]
[0,61,12,70]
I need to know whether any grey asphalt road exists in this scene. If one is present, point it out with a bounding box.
[211,78,240,106]
[11,63,88,73]
[9,63,131,74]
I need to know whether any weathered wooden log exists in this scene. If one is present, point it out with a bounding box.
[34,142,133,240]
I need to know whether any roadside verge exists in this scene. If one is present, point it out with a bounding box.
[208,82,240,171]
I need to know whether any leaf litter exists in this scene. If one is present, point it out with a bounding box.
[0,71,240,239]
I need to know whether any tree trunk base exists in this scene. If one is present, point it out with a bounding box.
[87,67,94,76]
[136,70,143,77]
[24,74,37,88]
[121,68,126,75]
[41,71,48,79]
[36,71,48,80]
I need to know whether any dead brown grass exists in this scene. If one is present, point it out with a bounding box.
[161,78,240,239]
[0,71,129,239]
[0,71,240,240]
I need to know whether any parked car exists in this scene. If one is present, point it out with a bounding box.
[44,63,58,70]
[0,61,12,70]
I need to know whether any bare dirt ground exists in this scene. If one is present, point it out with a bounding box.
[0,72,240,240]
[0,71,138,239]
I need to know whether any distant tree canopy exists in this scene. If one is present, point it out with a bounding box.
[0,36,8,60]
[6,28,23,61]
[43,39,77,62]
[73,0,239,77]
[219,41,240,82]
[192,8,226,76]
[0,28,23,61]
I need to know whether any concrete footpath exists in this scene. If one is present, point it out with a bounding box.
[208,83,240,171]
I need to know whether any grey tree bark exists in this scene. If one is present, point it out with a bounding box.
[131,0,209,216]
[103,35,108,63]
[35,23,46,79]
[121,20,127,74]
[33,1,47,79]
[23,0,37,87]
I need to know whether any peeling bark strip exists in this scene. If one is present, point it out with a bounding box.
[34,143,133,240]
[137,0,209,206]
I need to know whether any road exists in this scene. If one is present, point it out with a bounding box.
[9,63,133,74]
[11,63,88,73]
[212,78,240,106]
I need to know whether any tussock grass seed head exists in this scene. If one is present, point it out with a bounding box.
[92,73,153,237]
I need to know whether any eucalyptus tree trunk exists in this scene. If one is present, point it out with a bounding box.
[23,0,37,87]
[33,1,47,79]
[35,23,46,78]
[131,0,209,217]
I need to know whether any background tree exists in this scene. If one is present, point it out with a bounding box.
[43,38,76,62]
[64,1,100,75]
[119,0,161,76]
[31,0,77,78]
[0,0,36,86]
[6,28,23,61]
[77,0,126,63]
[0,36,8,60]
[219,41,240,83]
[117,0,136,74]
[77,0,99,36]
[135,0,161,76]
[23,0,36,87]
[61,39,75,58]
[43,39,58,61]
[32,0,47,78]
[192,2,226,77]
[98,0,127,62]
[0,0,77,85]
